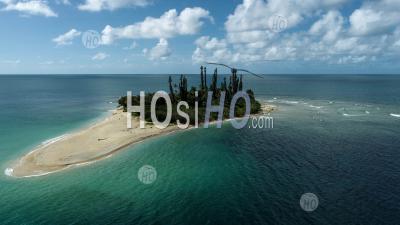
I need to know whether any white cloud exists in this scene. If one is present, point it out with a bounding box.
[92,52,109,60]
[337,55,367,64]
[192,36,232,63]
[144,38,171,60]
[0,0,57,17]
[349,0,400,36]
[225,0,346,33]
[78,0,150,11]
[195,36,227,50]
[227,30,274,45]
[101,7,212,44]
[198,0,349,63]
[123,41,137,50]
[333,37,358,52]
[52,29,81,45]
[193,0,400,65]
[309,10,344,43]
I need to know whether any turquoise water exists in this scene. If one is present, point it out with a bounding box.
[0,75,400,225]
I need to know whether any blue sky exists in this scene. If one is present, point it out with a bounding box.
[0,0,399,74]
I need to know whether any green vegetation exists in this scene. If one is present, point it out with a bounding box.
[118,66,261,125]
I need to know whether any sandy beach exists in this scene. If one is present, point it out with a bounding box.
[7,104,275,178]
[8,109,180,177]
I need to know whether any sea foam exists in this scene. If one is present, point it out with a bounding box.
[390,113,400,118]
[4,168,13,176]
[342,113,366,117]
[41,134,67,146]
[309,105,322,109]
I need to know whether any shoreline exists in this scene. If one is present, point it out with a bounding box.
[6,104,276,178]
[6,109,181,178]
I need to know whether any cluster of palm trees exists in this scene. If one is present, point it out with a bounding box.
[168,66,246,107]
[119,65,261,125]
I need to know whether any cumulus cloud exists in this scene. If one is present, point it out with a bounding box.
[92,52,109,60]
[101,7,212,44]
[309,10,344,43]
[349,0,400,36]
[144,38,171,60]
[78,0,150,11]
[199,0,349,63]
[225,0,346,34]
[192,36,232,63]
[0,0,57,17]
[193,0,400,65]
[52,29,81,45]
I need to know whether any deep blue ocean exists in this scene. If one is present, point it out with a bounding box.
[0,74,399,225]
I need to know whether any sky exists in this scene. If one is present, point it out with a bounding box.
[0,0,399,74]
